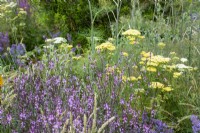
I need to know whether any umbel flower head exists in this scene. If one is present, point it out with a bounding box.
[122,52,128,57]
[158,42,166,49]
[162,87,173,92]
[150,82,165,89]
[122,29,141,36]
[95,42,115,51]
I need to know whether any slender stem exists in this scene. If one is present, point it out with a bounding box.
[87,0,94,53]
[115,0,122,46]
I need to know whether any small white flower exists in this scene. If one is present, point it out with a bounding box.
[43,45,54,49]
[45,39,54,43]
[176,64,193,71]
[180,58,188,63]
[53,37,67,44]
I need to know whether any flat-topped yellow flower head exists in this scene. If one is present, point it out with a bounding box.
[0,75,3,87]
[95,42,115,51]
[122,52,128,57]
[162,87,173,92]
[122,29,141,36]
[150,82,164,89]
[147,67,157,72]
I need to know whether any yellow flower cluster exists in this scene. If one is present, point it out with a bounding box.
[122,29,145,45]
[140,51,154,58]
[173,72,182,78]
[150,82,173,92]
[157,42,166,49]
[95,42,116,51]
[59,44,73,52]
[122,75,141,82]
[106,65,115,75]
[72,56,82,60]
[105,64,121,75]
[0,75,3,87]
[140,51,171,73]
[122,29,141,36]
[122,52,128,57]
[134,88,145,94]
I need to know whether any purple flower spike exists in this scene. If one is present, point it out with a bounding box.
[191,115,200,133]
[67,33,72,42]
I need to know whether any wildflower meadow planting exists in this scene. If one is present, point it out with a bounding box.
[0,0,200,133]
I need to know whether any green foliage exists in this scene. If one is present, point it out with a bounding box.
[1,0,200,132]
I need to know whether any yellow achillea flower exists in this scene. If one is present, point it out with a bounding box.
[141,51,170,64]
[146,67,157,72]
[66,45,73,50]
[158,42,166,49]
[140,51,153,58]
[132,65,138,70]
[147,62,159,67]
[122,76,128,82]
[139,61,145,65]
[122,52,128,57]
[164,65,176,72]
[127,36,135,41]
[172,57,180,62]
[95,42,115,51]
[150,55,171,64]
[134,88,145,94]
[137,76,142,80]
[127,36,137,44]
[150,82,164,89]
[169,52,176,56]
[116,68,121,74]
[138,36,145,39]
[129,76,138,81]
[0,75,3,87]
[106,66,115,75]
[72,56,82,60]
[141,57,147,61]
[173,72,182,78]
[162,87,173,92]
[122,29,141,36]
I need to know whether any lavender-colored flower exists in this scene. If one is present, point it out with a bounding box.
[10,44,26,57]
[0,44,3,53]
[16,43,26,55]
[20,112,27,120]
[71,47,76,52]
[190,13,199,21]
[0,109,3,120]
[142,111,148,123]
[67,33,72,42]
[0,32,10,53]
[6,114,12,124]
[50,31,61,38]
[77,43,81,48]
[191,115,200,133]
[120,99,125,105]
[48,61,54,69]
[17,0,30,13]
